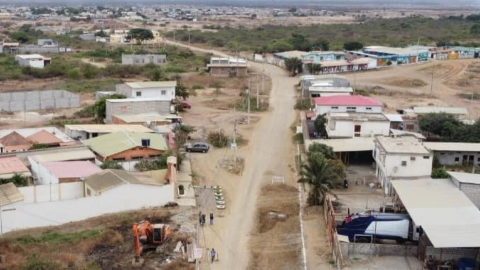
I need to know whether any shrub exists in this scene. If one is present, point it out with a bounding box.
[431,168,450,179]
[100,161,123,170]
[294,98,312,110]
[208,130,229,148]
[20,256,61,270]
[192,84,205,90]
[67,69,81,80]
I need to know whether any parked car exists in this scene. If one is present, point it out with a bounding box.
[185,142,209,153]
[181,101,192,109]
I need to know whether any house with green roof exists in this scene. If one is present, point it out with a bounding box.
[82,131,168,167]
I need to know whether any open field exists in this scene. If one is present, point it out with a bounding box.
[0,206,196,270]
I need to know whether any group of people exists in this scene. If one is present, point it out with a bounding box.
[199,211,214,226]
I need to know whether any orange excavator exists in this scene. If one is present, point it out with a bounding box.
[132,220,171,265]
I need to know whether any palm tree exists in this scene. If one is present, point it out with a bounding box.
[284,57,304,76]
[298,152,334,205]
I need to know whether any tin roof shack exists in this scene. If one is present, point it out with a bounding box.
[82,132,168,170]
[423,142,480,167]
[0,156,32,180]
[397,106,468,133]
[105,98,173,123]
[115,81,176,100]
[448,172,480,209]
[392,179,480,267]
[122,54,167,66]
[36,161,101,185]
[207,57,248,77]
[374,135,432,195]
[65,124,153,140]
[15,54,50,69]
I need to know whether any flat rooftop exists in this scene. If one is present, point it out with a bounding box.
[329,112,389,122]
[412,106,468,115]
[124,81,177,88]
[364,46,422,55]
[113,113,181,123]
[65,124,153,133]
[107,97,169,103]
[309,86,353,93]
[307,137,374,152]
[375,135,430,154]
[392,179,480,248]
[15,54,45,59]
[448,171,480,185]
[423,142,480,152]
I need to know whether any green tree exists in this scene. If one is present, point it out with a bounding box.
[327,159,347,187]
[418,113,462,137]
[431,168,450,179]
[288,33,311,51]
[306,63,322,74]
[471,23,480,34]
[94,94,126,121]
[343,41,364,51]
[94,30,109,37]
[314,115,327,138]
[127,28,154,44]
[298,152,334,205]
[307,143,336,159]
[82,64,98,79]
[176,83,190,100]
[267,40,294,52]
[100,161,123,170]
[284,57,303,76]
[312,38,330,51]
[3,173,28,187]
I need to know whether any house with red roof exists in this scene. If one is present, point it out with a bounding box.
[314,95,383,116]
[0,132,32,153]
[36,161,101,185]
[0,156,31,180]
[27,130,63,147]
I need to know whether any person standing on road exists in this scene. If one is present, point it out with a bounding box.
[211,248,216,263]
[210,212,214,225]
[201,214,206,226]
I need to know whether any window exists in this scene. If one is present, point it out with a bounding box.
[132,156,144,160]
[477,157,480,162]
[440,152,445,155]
[423,156,430,159]
[331,106,339,109]
[406,124,415,130]
[410,157,416,161]
[346,106,357,111]
[136,91,142,97]
[454,157,460,162]
[113,158,125,161]
[87,188,91,196]
[401,161,407,166]
[366,107,372,110]
[161,90,167,95]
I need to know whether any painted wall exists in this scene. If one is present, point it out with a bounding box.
[327,120,390,138]
[18,182,84,203]
[116,85,175,100]
[315,105,382,116]
[303,52,345,63]
[434,151,480,166]
[15,57,45,69]
[36,163,60,185]
[1,184,174,234]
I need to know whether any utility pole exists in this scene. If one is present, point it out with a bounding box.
[247,80,250,125]
[256,75,259,110]
[430,64,435,96]
[233,107,237,169]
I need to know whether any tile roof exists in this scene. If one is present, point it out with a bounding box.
[0,183,23,206]
[82,131,168,159]
[0,156,31,177]
[27,130,63,145]
[314,95,382,106]
[0,132,32,147]
[41,161,101,179]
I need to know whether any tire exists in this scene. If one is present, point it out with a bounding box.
[202,149,206,153]
[187,149,191,153]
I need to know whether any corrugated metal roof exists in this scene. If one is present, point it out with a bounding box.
[82,131,167,158]
[65,124,153,133]
[448,171,480,185]
[423,142,480,152]
[125,81,177,88]
[314,95,382,106]
[41,161,101,179]
[0,183,23,206]
[32,149,96,163]
[306,138,374,152]
[384,114,403,122]
[309,87,353,93]
[0,157,31,179]
[85,169,163,193]
[412,106,468,115]
[392,179,480,248]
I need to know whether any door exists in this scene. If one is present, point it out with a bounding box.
[354,125,361,137]
[463,155,468,165]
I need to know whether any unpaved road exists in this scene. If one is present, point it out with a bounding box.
[164,38,298,269]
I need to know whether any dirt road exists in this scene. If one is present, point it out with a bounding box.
[164,38,298,269]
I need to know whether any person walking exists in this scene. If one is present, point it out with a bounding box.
[201,214,206,226]
[210,212,214,225]
[211,248,216,263]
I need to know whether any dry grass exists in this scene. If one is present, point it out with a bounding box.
[248,184,302,270]
[380,76,427,88]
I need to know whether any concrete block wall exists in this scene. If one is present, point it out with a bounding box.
[105,100,171,123]
[426,246,478,262]
[0,90,80,112]
[340,242,417,259]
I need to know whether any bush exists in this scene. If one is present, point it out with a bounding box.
[100,161,123,170]
[208,130,229,148]
[134,151,172,171]
[431,168,450,179]
[294,98,312,110]
[21,256,61,270]
[67,69,81,80]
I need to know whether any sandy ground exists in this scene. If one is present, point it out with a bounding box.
[344,255,422,270]
[344,59,480,119]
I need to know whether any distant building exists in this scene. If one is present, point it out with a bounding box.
[423,142,480,166]
[373,135,433,194]
[397,106,468,132]
[65,124,154,140]
[326,112,390,139]
[207,57,248,77]
[0,156,32,180]
[302,51,346,63]
[15,54,50,69]
[115,81,177,100]
[105,98,173,123]
[28,148,96,179]
[122,54,167,66]
[347,46,429,67]
[314,95,383,116]
[0,127,73,153]
[37,39,56,46]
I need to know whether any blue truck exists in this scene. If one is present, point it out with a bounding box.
[337,211,420,243]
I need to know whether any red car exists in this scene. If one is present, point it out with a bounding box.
[181,101,192,109]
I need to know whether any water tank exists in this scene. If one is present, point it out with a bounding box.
[141,138,150,147]
[458,258,476,270]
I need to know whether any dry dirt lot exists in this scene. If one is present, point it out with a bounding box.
[0,206,196,270]
[344,59,480,118]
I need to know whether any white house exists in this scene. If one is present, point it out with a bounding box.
[314,95,383,117]
[326,112,390,138]
[15,54,50,69]
[423,142,480,166]
[448,171,480,209]
[115,81,177,100]
[373,135,433,195]
[308,86,353,98]
[65,124,153,140]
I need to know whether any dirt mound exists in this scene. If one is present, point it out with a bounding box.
[448,62,480,88]
[248,184,301,270]
[419,63,453,77]
[380,76,427,88]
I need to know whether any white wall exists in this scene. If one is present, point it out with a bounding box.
[384,154,433,178]
[36,163,60,185]
[1,184,174,234]
[131,87,175,100]
[315,105,382,116]
[435,151,480,166]
[18,182,84,203]
[327,120,390,138]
